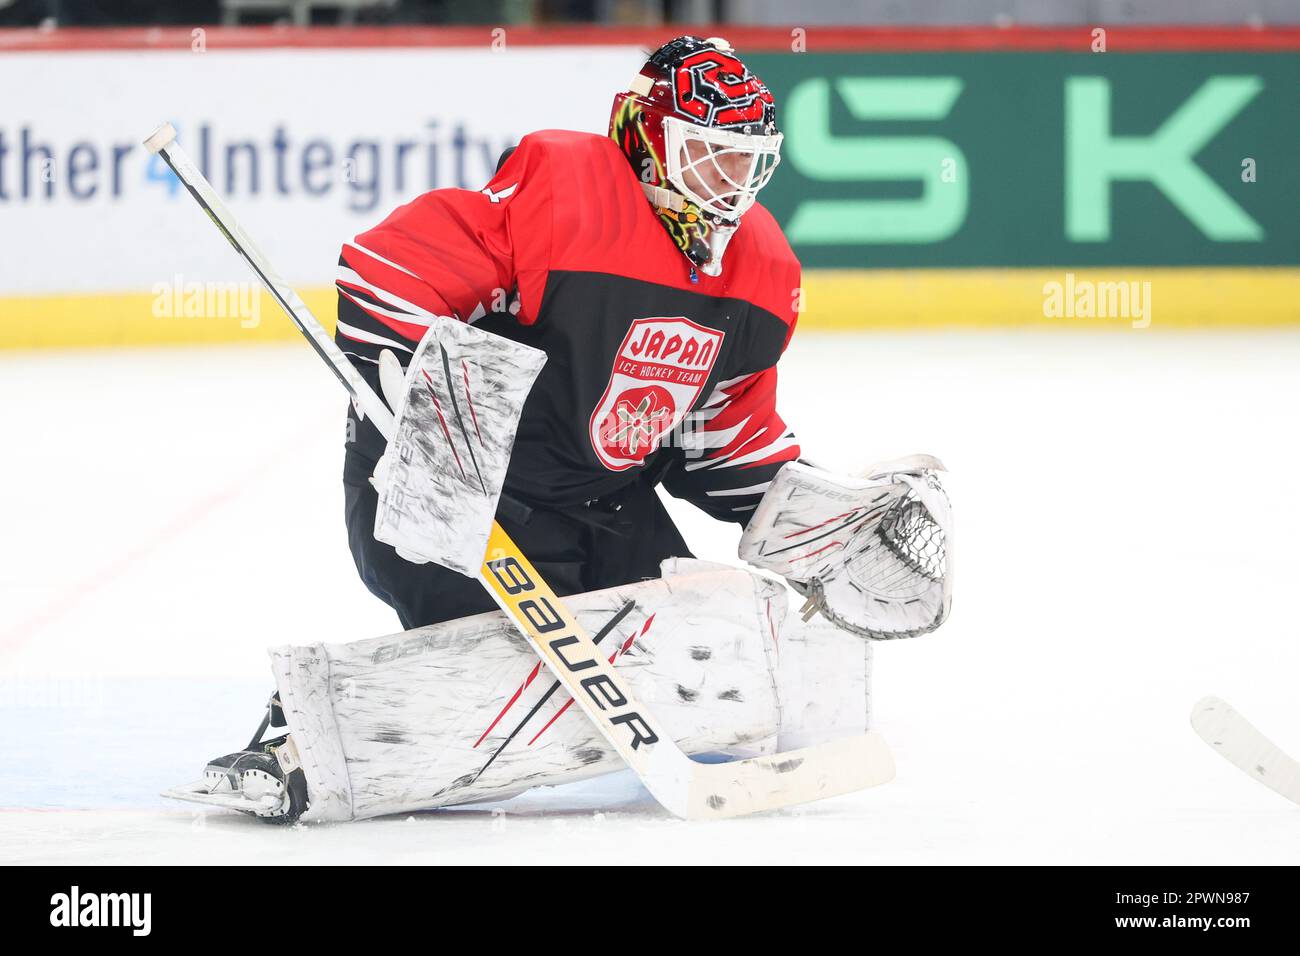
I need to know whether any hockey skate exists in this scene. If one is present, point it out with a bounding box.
[163,694,310,824]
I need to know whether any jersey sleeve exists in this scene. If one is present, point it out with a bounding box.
[334,137,551,366]
[661,365,801,524]
[335,138,552,471]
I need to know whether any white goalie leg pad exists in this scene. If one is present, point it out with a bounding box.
[270,561,796,822]
[372,315,547,576]
[774,615,873,750]
[739,457,952,640]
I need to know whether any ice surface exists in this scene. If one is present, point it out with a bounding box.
[3,332,1300,864]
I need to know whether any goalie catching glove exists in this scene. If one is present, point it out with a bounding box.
[739,455,952,640]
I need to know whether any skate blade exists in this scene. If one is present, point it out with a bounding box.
[162,778,285,815]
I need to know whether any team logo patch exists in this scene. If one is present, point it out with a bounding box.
[589,316,725,471]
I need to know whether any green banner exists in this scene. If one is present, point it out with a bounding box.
[750,52,1300,268]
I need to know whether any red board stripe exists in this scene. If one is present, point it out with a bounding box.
[2,24,1300,54]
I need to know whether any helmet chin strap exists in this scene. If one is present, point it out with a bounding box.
[639,182,738,276]
[640,182,685,212]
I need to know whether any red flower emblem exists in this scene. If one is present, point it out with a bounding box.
[599,386,675,462]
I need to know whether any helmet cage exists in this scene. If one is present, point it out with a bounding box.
[663,116,782,222]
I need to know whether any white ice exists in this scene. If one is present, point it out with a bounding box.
[3,331,1299,864]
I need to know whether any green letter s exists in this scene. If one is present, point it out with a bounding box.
[784,77,968,245]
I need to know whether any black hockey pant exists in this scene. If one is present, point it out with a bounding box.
[343,474,694,631]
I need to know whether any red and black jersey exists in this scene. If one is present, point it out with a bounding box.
[336,129,801,523]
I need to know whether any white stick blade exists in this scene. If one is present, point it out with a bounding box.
[686,733,896,820]
[1191,695,1300,807]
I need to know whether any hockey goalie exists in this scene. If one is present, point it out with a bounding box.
[164,36,953,824]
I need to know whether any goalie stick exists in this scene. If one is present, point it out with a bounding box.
[1191,696,1300,808]
[144,122,894,819]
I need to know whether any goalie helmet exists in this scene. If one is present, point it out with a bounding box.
[609,35,783,277]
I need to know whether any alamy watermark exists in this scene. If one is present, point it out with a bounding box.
[1043,272,1152,329]
[0,676,105,710]
[151,274,261,329]
[49,886,151,936]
